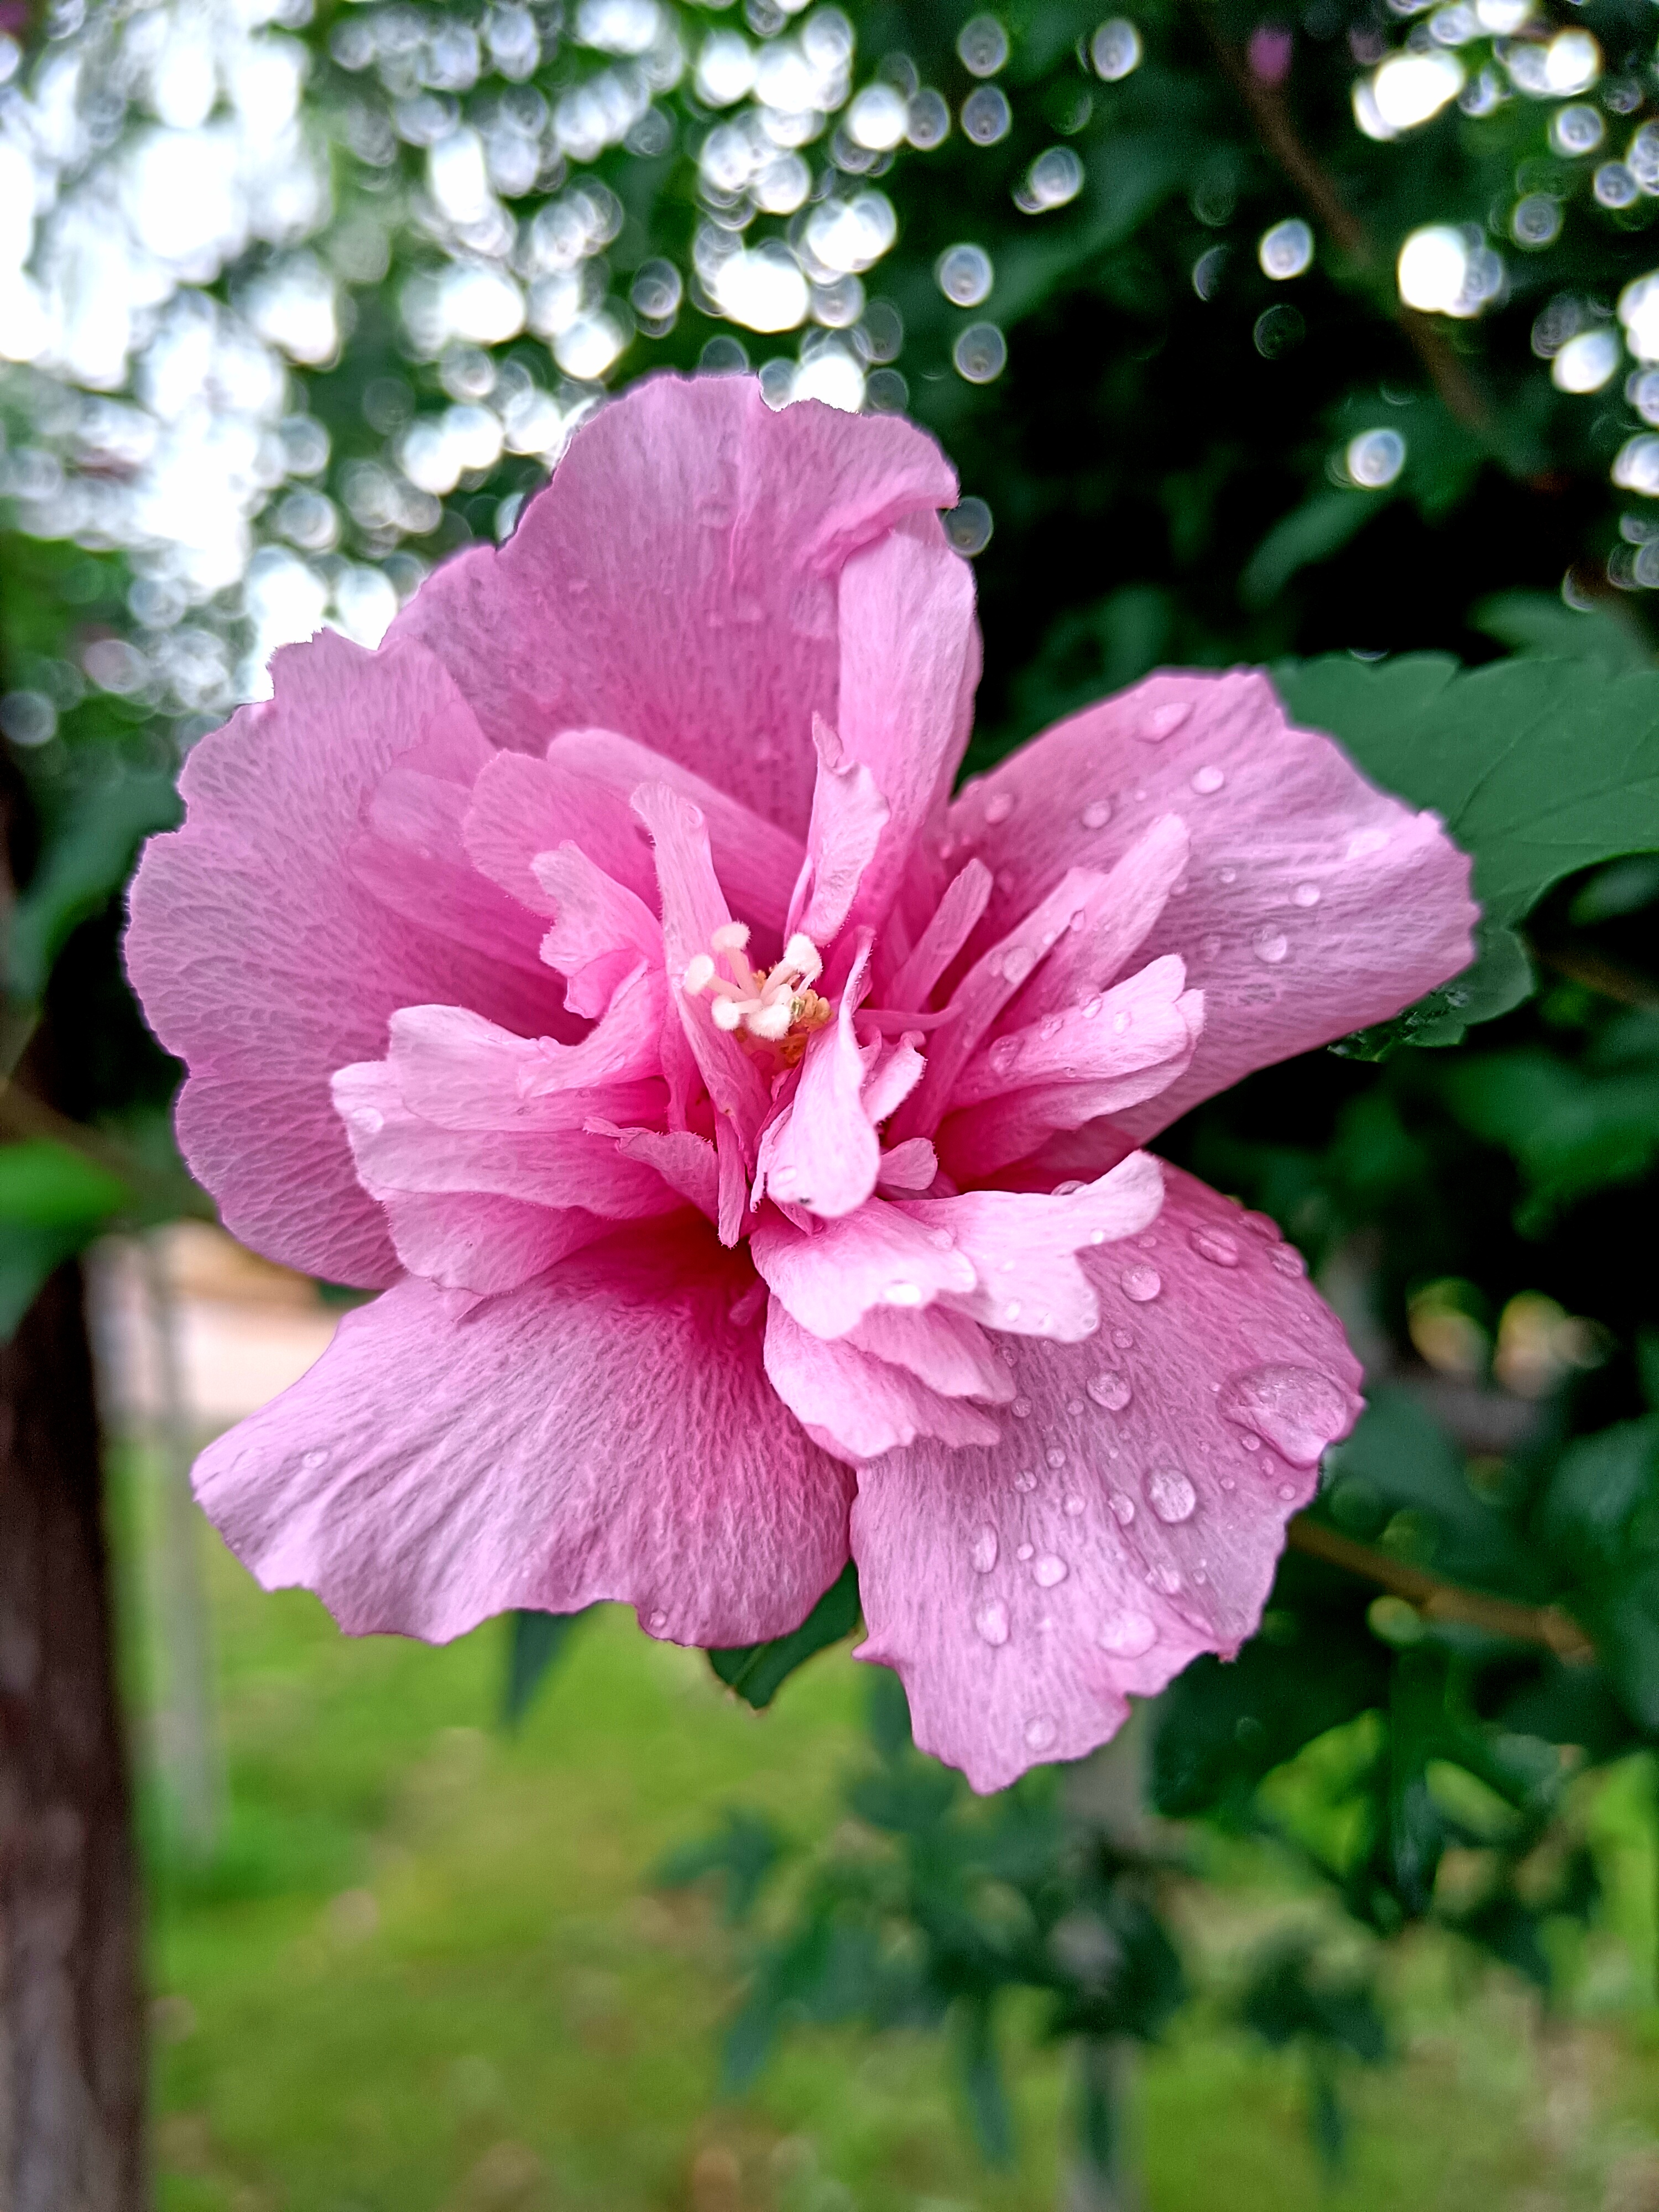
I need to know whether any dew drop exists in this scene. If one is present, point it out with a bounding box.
[1150,1563,1183,1594]
[1099,1612,1156,1658]
[648,1609,668,1631]
[1241,1434,1261,1451]
[302,1447,329,1470]
[972,1525,999,1574]
[1032,1552,1069,1587]
[1016,1542,1034,1561]
[1111,1008,1134,1034]
[351,1107,385,1134]
[1024,1714,1057,1749]
[1013,1469,1037,1492]
[1046,1446,1067,1468]
[1293,881,1321,907]
[1145,1467,1197,1524]
[1121,1265,1161,1303]
[1067,1397,1085,1416]
[984,790,1015,825]
[1253,926,1289,964]
[1081,798,1112,830]
[976,1600,1010,1646]
[1087,1370,1131,1411]
[1068,908,1088,932]
[1190,1226,1240,1267]
[1191,765,1225,794]
[1136,702,1191,742]
[1348,826,1390,859]
[1112,1328,1134,1350]
[1040,1013,1065,1040]
[928,1228,956,1251]
[1220,1363,1354,1466]
[1001,945,1036,987]
[1217,866,1238,886]
[1064,1493,1086,1516]
[884,1279,924,1306]
[1082,995,1103,1019]
[1278,1482,1298,1501]
[1005,1301,1023,1323]
[1012,1395,1032,1418]
[1109,1493,1135,1525]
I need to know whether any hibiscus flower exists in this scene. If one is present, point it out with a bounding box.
[126,375,1475,1790]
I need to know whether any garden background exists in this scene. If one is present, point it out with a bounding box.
[5,0,1659,2204]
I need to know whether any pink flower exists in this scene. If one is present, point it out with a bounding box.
[126,375,1476,1791]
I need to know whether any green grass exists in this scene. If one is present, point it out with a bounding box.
[114,1444,1659,2212]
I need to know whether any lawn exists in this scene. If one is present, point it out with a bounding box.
[113,1444,1659,2212]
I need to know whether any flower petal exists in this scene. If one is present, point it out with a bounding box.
[754,937,879,1218]
[382,1191,614,1293]
[950,670,1477,1140]
[390,374,958,834]
[764,1300,1001,1463]
[126,634,560,1286]
[193,1224,855,1646]
[532,842,662,1018]
[852,1163,1364,1791]
[751,1197,977,1339]
[903,1152,1165,1342]
[788,715,890,943]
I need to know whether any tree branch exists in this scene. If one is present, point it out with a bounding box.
[1193,12,1493,435]
[1286,1515,1595,1660]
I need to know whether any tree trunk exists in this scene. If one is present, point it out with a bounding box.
[0,1259,147,2210]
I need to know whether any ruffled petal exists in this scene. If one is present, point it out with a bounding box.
[754,938,879,1218]
[947,670,1477,1142]
[751,1197,977,1338]
[382,1191,614,1293]
[126,633,564,1286]
[852,1164,1364,1791]
[194,1223,855,1646]
[389,375,958,834]
[764,1300,1001,1463]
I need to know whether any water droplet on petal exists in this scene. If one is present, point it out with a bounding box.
[1099,1612,1156,1657]
[1279,1481,1298,1500]
[1013,1469,1037,1492]
[977,1600,1010,1645]
[984,791,1015,825]
[1150,1563,1183,1594]
[1110,1493,1135,1524]
[1146,1467,1197,1523]
[1191,765,1225,794]
[1253,927,1289,964]
[1217,866,1238,886]
[972,1525,999,1573]
[1293,881,1321,907]
[884,1279,924,1306]
[1088,1370,1131,1411]
[1112,1009,1134,1034]
[302,1447,329,1470]
[1005,1301,1023,1323]
[351,1107,385,1134]
[1081,995,1103,1019]
[1016,1542,1034,1561]
[1112,1328,1134,1350]
[1121,1265,1161,1303]
[1190,1227,1240,1267]
[1064,1493,1086,1516]
[1012,1395,1032,1418]
[1033,1553,1068,1587]
[1271,1245,1307,1279]
[1347,826,1390,859]
[1081,799,1112,830]
[1136,702,1191,742]
[648,1609,669,1631]
[1000,945,1036,987]
[1024,1714,1057,1749]
[1040,1013,1064,1040]
[1046,1446,1067,1468]
[1220,1363,1354,1465]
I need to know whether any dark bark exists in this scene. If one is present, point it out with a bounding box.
[0,1260,147,2210]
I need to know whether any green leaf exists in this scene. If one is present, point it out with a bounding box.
[1241,489,1389,611]
[1470,591,1653,676]
[0,1222,92,1339]
[1274,654,1659,933]
[0,1139,130,1226]
[708,1561,860,1710]
[1330,920,1533,1060]
[502,1607,589,1726]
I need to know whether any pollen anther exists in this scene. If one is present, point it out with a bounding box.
[681,923,833,1064]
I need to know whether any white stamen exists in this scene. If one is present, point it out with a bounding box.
[684,953,716,994]
[748,1000,794,1040]
[711,997,743,1031]
[781,932,823,985]
[711,920,752,953]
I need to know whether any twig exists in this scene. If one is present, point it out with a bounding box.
[1192,11,1493,434]
[1286,1515,1595,1660]
[1539,945,1659,1011]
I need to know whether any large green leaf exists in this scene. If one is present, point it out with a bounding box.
[1275,654,1659,932]
[0,1139,132,1338]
